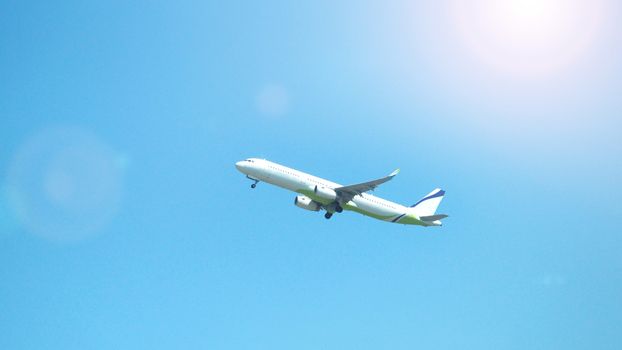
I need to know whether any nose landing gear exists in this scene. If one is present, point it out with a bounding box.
[246,175,259,189]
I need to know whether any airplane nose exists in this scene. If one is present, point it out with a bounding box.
[235,161,246,172]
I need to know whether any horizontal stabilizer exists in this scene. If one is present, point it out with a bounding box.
[419,214,448,221]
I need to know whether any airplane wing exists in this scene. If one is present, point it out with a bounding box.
[335,169,400,201]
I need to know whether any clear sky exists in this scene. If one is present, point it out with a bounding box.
[1,0,621,349]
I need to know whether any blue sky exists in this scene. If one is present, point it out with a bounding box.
[1,0,621,348]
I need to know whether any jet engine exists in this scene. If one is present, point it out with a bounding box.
[294,195,320,211]
[313,185,337,201]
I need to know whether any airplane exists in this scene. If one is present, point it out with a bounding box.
[235,158,448,226]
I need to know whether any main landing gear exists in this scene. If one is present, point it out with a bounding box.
[324,202,343,219]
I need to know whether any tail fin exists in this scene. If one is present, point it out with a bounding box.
[410,188,446,217]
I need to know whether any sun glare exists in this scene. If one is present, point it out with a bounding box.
[450,0,605,75]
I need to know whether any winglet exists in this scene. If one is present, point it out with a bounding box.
[389,168,400,177]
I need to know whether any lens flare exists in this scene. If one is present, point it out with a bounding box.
[255,83,290,118]
[6,126,124,242]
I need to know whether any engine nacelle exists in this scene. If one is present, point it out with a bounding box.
[313,185,337,202]
[294,195,320,211]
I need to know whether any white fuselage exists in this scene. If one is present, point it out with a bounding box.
[235,158,411,223]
